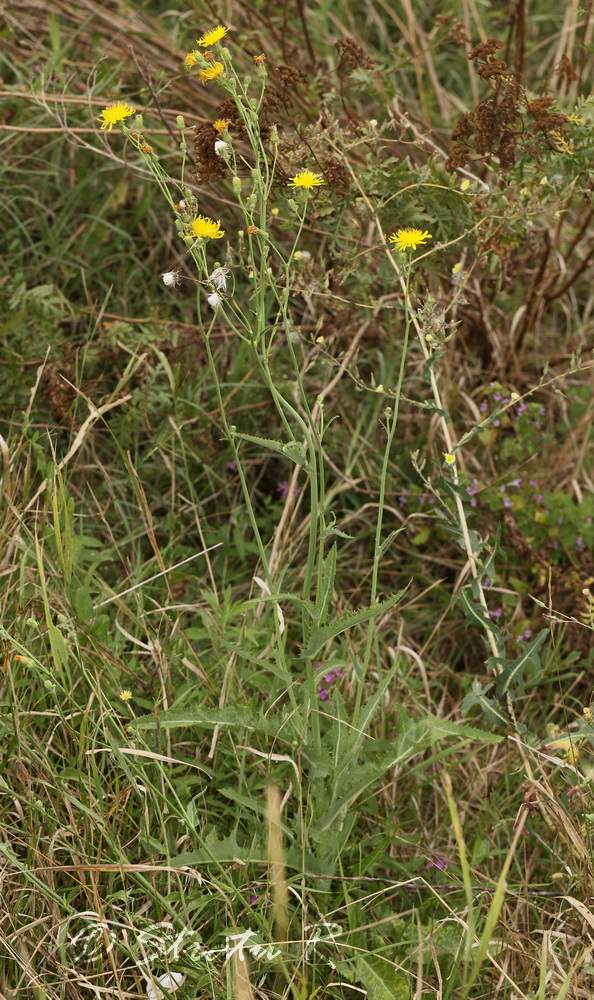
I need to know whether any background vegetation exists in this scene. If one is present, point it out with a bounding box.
[1,1,594,997]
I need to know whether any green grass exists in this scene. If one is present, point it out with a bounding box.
[2,2,594,998]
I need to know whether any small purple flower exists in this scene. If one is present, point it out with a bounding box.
[499,485,506,493]
[493,419,501,427]
[577,537,585,551]
[534,421,541,430]
[427,855,452,871]
[528,479,537,487]
[501,397,510,405]
[470,498,477,507]
[535,494,543,503]
[488,607,502,619]
[316,662,344,701]
[503,497,513,508]
[227,460,237,473]
[539,406,546,417]
[493,392,502,402]
[482,576,491,587]
[480,400,488,412]
[249,895,259,904]
[523,628,532,640]
[507,478,522,488]
[277,481,301,501]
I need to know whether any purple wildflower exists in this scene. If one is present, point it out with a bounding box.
[227,460,237,473]
[315,663,344,701]
[577,537,585,551]
[503,497,513,508]
[493,419,501,427]
[480,400,488,412]
[488,607,503,619]
[493,392,502,402]
[528,479,537,487]
[277,481,289,499]
[507,478,522,488]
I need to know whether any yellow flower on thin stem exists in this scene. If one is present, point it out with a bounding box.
[185,51,199,68]
[196,25,229,46]
[97,102,136,131]
[288,171,325,190]
[213,119,230,132]
[119,689,133,701]
[389,228,432,253]
[190,216,225,240]
[199,62,224,84]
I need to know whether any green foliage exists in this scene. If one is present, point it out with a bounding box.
[2,4,594,1000]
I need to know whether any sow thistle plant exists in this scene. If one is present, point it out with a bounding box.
[95,23,516,997]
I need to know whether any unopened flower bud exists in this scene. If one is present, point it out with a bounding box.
[232,176,242,195]
[176,115,185,131]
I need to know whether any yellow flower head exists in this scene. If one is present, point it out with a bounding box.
[185,51,199,68]
[213,119,230,132]
[196,25,229,46]
[289,171,325,190]
[199,62,224,84]
[190,215,225,240]
[98,102,136,131]
[389,229,432,253]
[444,453,456,465]
[460,179,470,190]
[452,262,462,274]
[119,689,133,701]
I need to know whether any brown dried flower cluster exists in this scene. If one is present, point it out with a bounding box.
[446,38,570,172]
[191,122,227,183]
[448,19,471,45]
[555,53,578,85]
[335,37,375,76]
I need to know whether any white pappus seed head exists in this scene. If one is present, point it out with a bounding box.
[208,265,230,291]
[161,270,181,288]
[207,291,223,308]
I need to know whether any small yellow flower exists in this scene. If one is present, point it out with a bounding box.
[452,262,462,274]
[185,51,198,68]
[196,25,229,46]
[97,102,136,131]
[213,119,229,132]
[199,62,224,84]
[271,207,279,216]
[119,689,133,701]
[460,179,470,190]
[389,228,433,253]
[289,171,325,190]
[444,453,456,465]
[190,215,225,240]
